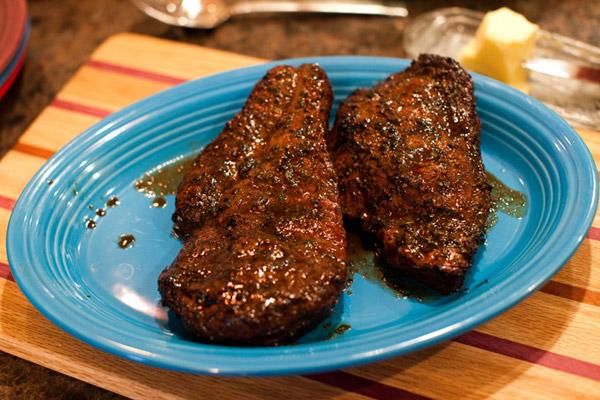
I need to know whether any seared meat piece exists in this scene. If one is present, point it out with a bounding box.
[160,64,347,345]
[173,65,300,238]
[329,54,490,294]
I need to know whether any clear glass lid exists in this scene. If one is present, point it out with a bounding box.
[403,7,600,129]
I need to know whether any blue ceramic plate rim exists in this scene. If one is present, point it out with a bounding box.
[7,56,598,376]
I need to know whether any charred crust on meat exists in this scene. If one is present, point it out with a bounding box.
[330,54,490,294]
[160,64,347,345]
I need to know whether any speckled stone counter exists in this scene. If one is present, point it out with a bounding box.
[0,0,597,398]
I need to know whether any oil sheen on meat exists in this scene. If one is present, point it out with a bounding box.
[159,64,347,345]
[329,54,491,294]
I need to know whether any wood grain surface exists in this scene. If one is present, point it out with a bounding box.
[1,33,599,399]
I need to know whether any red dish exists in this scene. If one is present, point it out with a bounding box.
[0,42,26,100]
[0,0,28,74]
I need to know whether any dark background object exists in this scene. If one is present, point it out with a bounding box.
[0,0,597,398]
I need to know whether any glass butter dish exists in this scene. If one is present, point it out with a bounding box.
[403,7,600,129]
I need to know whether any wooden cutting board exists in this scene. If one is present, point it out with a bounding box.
[1,33,599,400]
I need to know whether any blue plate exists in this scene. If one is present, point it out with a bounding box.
[7,57,598,376]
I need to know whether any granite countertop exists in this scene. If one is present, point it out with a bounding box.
[0,0,598,398]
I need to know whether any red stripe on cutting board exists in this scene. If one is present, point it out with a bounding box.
[13,142,55,159]
[0,195,15,211]
[86,59,187,85]
[0,262,14,281]
[587,226,600,241]
[50,99,112,118]
[455,331,600,381]
[305,371,432,400]
[541,280,600,306]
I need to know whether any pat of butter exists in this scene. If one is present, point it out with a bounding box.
[459,7,539,93]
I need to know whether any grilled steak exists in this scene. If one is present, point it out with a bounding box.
[160,64,347,345]
[173,65,300,238]
[329,54,490,293]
